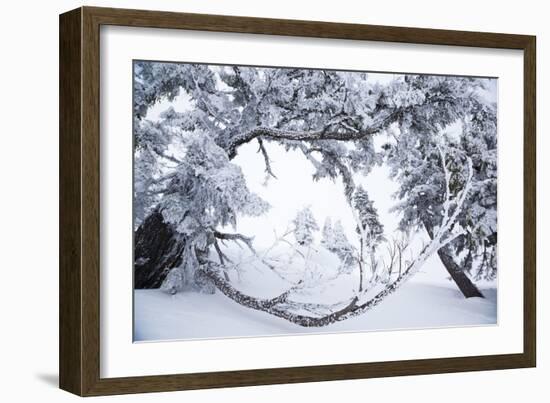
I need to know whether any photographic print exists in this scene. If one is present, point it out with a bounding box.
[132,61,497,342]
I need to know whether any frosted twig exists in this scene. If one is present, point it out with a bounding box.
[257,138,278,182]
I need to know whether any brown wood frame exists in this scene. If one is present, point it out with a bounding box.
[59,6,536,396]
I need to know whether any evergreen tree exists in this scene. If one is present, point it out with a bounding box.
[383,76,496,296]
[353,186,384,250]
[321,218,356,272]
[352,187,384,289]
[292,207,319,246]
[455,102,497,280]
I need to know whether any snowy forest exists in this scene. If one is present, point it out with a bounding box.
[133,61,498,341]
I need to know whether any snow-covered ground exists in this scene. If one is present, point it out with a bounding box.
[134,136,497,342]
[134,249,497,342]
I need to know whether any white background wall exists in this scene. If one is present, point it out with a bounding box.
[0,0,546,401]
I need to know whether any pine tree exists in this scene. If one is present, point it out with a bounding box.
[353,186,384,250]
[152,133,269,293]
[292,207,319,246]
[383,76,496,296]
[321,218,356,272]
[352,187,384,289]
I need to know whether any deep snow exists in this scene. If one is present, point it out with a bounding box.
[135,84,497,342]
[134,253,497,342]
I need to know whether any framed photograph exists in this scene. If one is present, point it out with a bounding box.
[59,6,536,396]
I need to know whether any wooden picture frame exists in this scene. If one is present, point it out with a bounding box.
[59,6,536,396]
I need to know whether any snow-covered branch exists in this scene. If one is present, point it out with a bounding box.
[199,153,474,327]
[383,233,411,280]
[434,155,474,243]
[225,109,399,159]
[201,262,361,327]
[257,138,277,181]
[214,231,256,253]
[133,62,492,324]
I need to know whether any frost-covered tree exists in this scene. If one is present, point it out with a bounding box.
[292,207,319,246]
[133,61,491,325]
[321,218,356,273]
[352,187,385,290]
[383,75,497,297]
[353,187,384,246]
[455,102,497,281]
[133,63,384,291]
[156,133,269,292]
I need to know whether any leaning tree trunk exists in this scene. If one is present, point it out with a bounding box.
[422,220,484,298]
[437,248,484,298]
[134,210,186,288]
[134,210,216,294]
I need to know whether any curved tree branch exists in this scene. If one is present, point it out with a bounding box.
[199,156,474,327]
[201,262,360,327]
[225,108,400,159]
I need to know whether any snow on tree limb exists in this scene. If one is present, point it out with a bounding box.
[256,138,277,182]
[133,63,493,321]
[225,115,395,159]
[199,153,474,327]
[434,155,474,244]
[214,231,256,253]
[201,262,360,327]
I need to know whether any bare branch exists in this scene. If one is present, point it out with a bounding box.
[257,138,277,181]
[213,238,232,266]
[214,231,256,253]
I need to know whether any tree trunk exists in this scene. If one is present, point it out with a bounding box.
[422,220,484,298]
[437,248,484,298]
[134,211,185,288]
[134,211,216,294]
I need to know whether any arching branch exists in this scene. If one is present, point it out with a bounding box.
[199,156,474,327]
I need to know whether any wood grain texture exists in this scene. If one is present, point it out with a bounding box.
[85,6,532,49]
[59,8,82,396]
[59,6,537,396]
[523,37,536,367]
[81,6,102,396]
